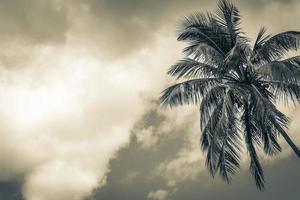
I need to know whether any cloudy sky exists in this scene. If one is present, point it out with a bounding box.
[0,0,299,200]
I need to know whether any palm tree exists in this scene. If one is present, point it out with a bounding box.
[160,0,300,190]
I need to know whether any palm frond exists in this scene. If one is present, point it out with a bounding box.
[253,27,271,53]
[261,124,282,156]
[269,113,300,157]
[201,89,242,181]
[201,102,224,176]
[217,91,242,182]
[248,87,287,155]
[257,56,300,84]
[262,80,300,103]
[200,86,226,130]
[251,31,300,64]
[168,58,219,80]
[160,78,221,107]
[251,109,282,156]
[215,0,246,46]
[242,104,265,190]
[182,40,224,65]
[177,12,231,56]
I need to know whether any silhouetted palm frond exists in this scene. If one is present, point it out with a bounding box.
[215,0,244,45]
[168,58,219,79]
[242,104,265,190]
[251,31,300,64]
[178,12,231,57]
[160,78,221,106]
[257,56,300,84]
[253,27,271,54]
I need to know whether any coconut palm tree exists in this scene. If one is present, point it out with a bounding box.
[160,0,300,190]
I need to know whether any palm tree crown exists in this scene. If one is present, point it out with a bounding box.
[160,0,300,190]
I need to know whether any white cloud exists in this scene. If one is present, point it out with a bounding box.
[147,189,169,200]
[0,28,182,200]
[23,160,99,200]
[136,127,159,149]
[0,45,146,199]
[155,116,204,187]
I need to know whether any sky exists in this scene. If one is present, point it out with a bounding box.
[0,0,299,200]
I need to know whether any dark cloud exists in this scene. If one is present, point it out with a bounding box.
[240,0,299,9]
[1,0,297,56]
[0,0,69,44]
[173,155,300,200]
[77,0,212,57]
[88,104,300,200]
[0,180,23,200]
[87,103,193,199]
[73,0,300,58]
[239,0,300,36]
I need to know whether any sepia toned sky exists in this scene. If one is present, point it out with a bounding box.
[0,0,299,200]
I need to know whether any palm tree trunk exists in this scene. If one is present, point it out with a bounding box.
[280,131,300,158]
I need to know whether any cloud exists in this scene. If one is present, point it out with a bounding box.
[147,189,169,200]
[0,44,149,199]
[0,0,298,59]
[86,0,300,199]
[0,0,69,45]
[135,127,159,149]
[89,103,300,200]
[23,160,99,200]
[156,147,203,187]
[66,0,300,59]
[0,180,23,200]
[69,0,213,58]
[168,155,300,200]
[0,26,183,200]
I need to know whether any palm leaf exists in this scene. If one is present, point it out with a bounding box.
[217,91,242,182]
[168,58,219,80]
[257,56,300,84]
[253,27,271,53]
[178,12,231,56]
[182,40,225,65]
[251,31,300,64]
[160,78,221,107]
[200,86,226,130]
[242,104,265,190]
[215,0,247,46]
[263,80,300,103]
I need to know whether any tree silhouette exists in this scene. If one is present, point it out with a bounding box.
[160,0,300,190]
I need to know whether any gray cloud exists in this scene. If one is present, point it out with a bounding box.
[0,0,69,45]
[0,180,23,200]
[0,0,298,58]
[87,103,192,200]
[171,155,300,200]
[69,0,300,58]
[72,0,212,58]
